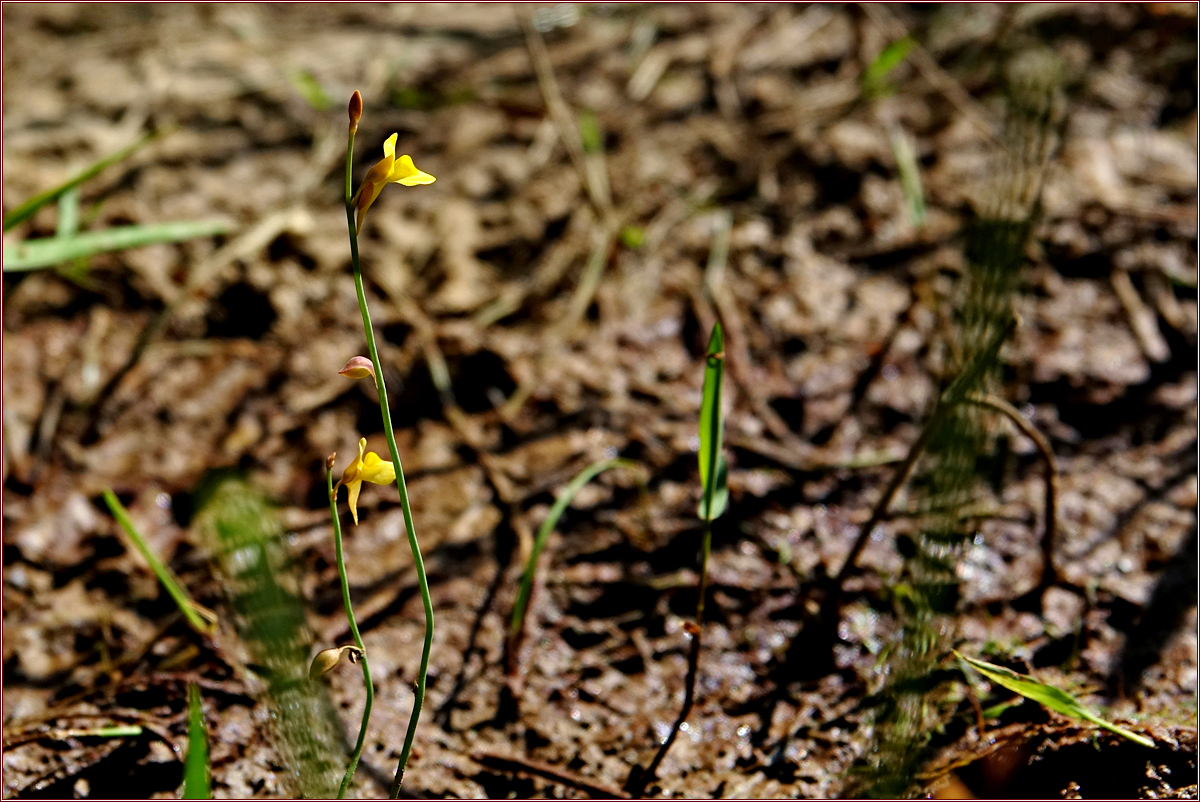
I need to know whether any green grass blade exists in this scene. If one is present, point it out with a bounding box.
[955,651,1154,747]
[182,683,211,799]
[890,128,926,227]
[698,322,727,521]
[102,489,216,636]
[291,70,333,112]
[4,220,229,272]
[194,473,344,797]
[56,188,81,239]
[510,458,640,639]
[862,36,915,97]
[3,129,165,232]
[579,110,603,155]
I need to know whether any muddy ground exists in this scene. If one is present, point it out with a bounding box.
[3,4,1197,799]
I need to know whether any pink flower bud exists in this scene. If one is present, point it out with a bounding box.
[339,356,375,380]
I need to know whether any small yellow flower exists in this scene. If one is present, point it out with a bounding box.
[335,437,396,525]
[354,133,435,234]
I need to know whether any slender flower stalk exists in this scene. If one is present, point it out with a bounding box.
[326,454,374,799]
[342,91,435,799]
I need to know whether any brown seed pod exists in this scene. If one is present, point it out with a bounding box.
[348,90,363,133]
[308,645,364,680]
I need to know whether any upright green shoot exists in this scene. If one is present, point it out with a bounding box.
[861,36,916,98]
[635,321,726,793]
[182,683,211,800]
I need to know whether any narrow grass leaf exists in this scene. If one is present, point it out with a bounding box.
[955,651,1154,747]
[182,683,211,800]
[56,188,81,238]
[103,489,216,636]
[511,458,640,639]
[3,129,165,232]
[579,110,603,155]
[4,220,228,272]
[194,474,343,797]
[981,699,1023,719]
[890,127,927,227]
[291,70,333,112]
[862,36,915,97]
[698,322,728,521]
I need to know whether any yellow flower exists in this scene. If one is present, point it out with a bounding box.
[335,437,396,524]
[354,133,435,234]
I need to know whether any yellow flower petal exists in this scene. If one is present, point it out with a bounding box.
[359,451,396,486]
[354,136,433,233]
[388,154,436,186]
[335,438,395,525]
[355,156,394,235]
[341,438,368,486]
[346,477,363,525]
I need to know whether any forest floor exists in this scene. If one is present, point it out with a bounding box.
[3,4,1197,799]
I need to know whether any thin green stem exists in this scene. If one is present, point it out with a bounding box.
[633,328,723,795]
[344,125,435,799]
[329,464,374,799]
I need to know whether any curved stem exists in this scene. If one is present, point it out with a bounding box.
[636,326,723,794]
[637,522,709,792]
[344,126,434,800]
[328,464,374,799]
[965,392,1058,590]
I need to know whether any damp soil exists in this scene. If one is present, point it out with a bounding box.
[3,4,1197,799]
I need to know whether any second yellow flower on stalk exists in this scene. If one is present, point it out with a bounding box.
[335,437,396,525]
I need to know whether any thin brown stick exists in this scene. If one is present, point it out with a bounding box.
[833,407,943,588]
[477,751,630,799]
[519,12,613,219]
[965,392,1059,590]
[628,621,702,797]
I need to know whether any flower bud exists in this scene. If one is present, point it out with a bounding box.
[326,452,337,471]
[348,91,363,134]
[339,356,376,380]
[309,645,363,680]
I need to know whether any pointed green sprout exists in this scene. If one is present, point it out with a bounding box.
[955,651,1154,748]
[698,322,728,522]
[861,36,916,98]
[182,683,211,799]
[637,321,728,793]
